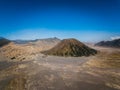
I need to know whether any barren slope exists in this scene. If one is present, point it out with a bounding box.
[42,39,97,57]
[0,38,60,61]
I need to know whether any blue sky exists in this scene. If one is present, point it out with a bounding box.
[0,0,120,42]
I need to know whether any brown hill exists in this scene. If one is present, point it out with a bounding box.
[42,38,97,57]
[95,39,120,48]
[0,37,11,47]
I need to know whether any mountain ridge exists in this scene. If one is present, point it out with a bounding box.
[12,37,60,44]
[0,37,11,47]
[95,39,120,48]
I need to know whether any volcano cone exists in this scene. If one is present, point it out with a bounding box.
[42,38,97,57]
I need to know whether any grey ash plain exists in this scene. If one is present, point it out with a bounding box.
[0,46,120,90]
[0,38,120,90]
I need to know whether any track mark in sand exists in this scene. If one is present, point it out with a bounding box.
[33,61,37,64]
[44,74,55,82]
[18,64,27,69]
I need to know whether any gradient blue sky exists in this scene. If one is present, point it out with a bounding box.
[0,0,120,42]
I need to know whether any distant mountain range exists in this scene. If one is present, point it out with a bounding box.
[95,39,120,48]
[0,37,11,47]
[12,37,60,44]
